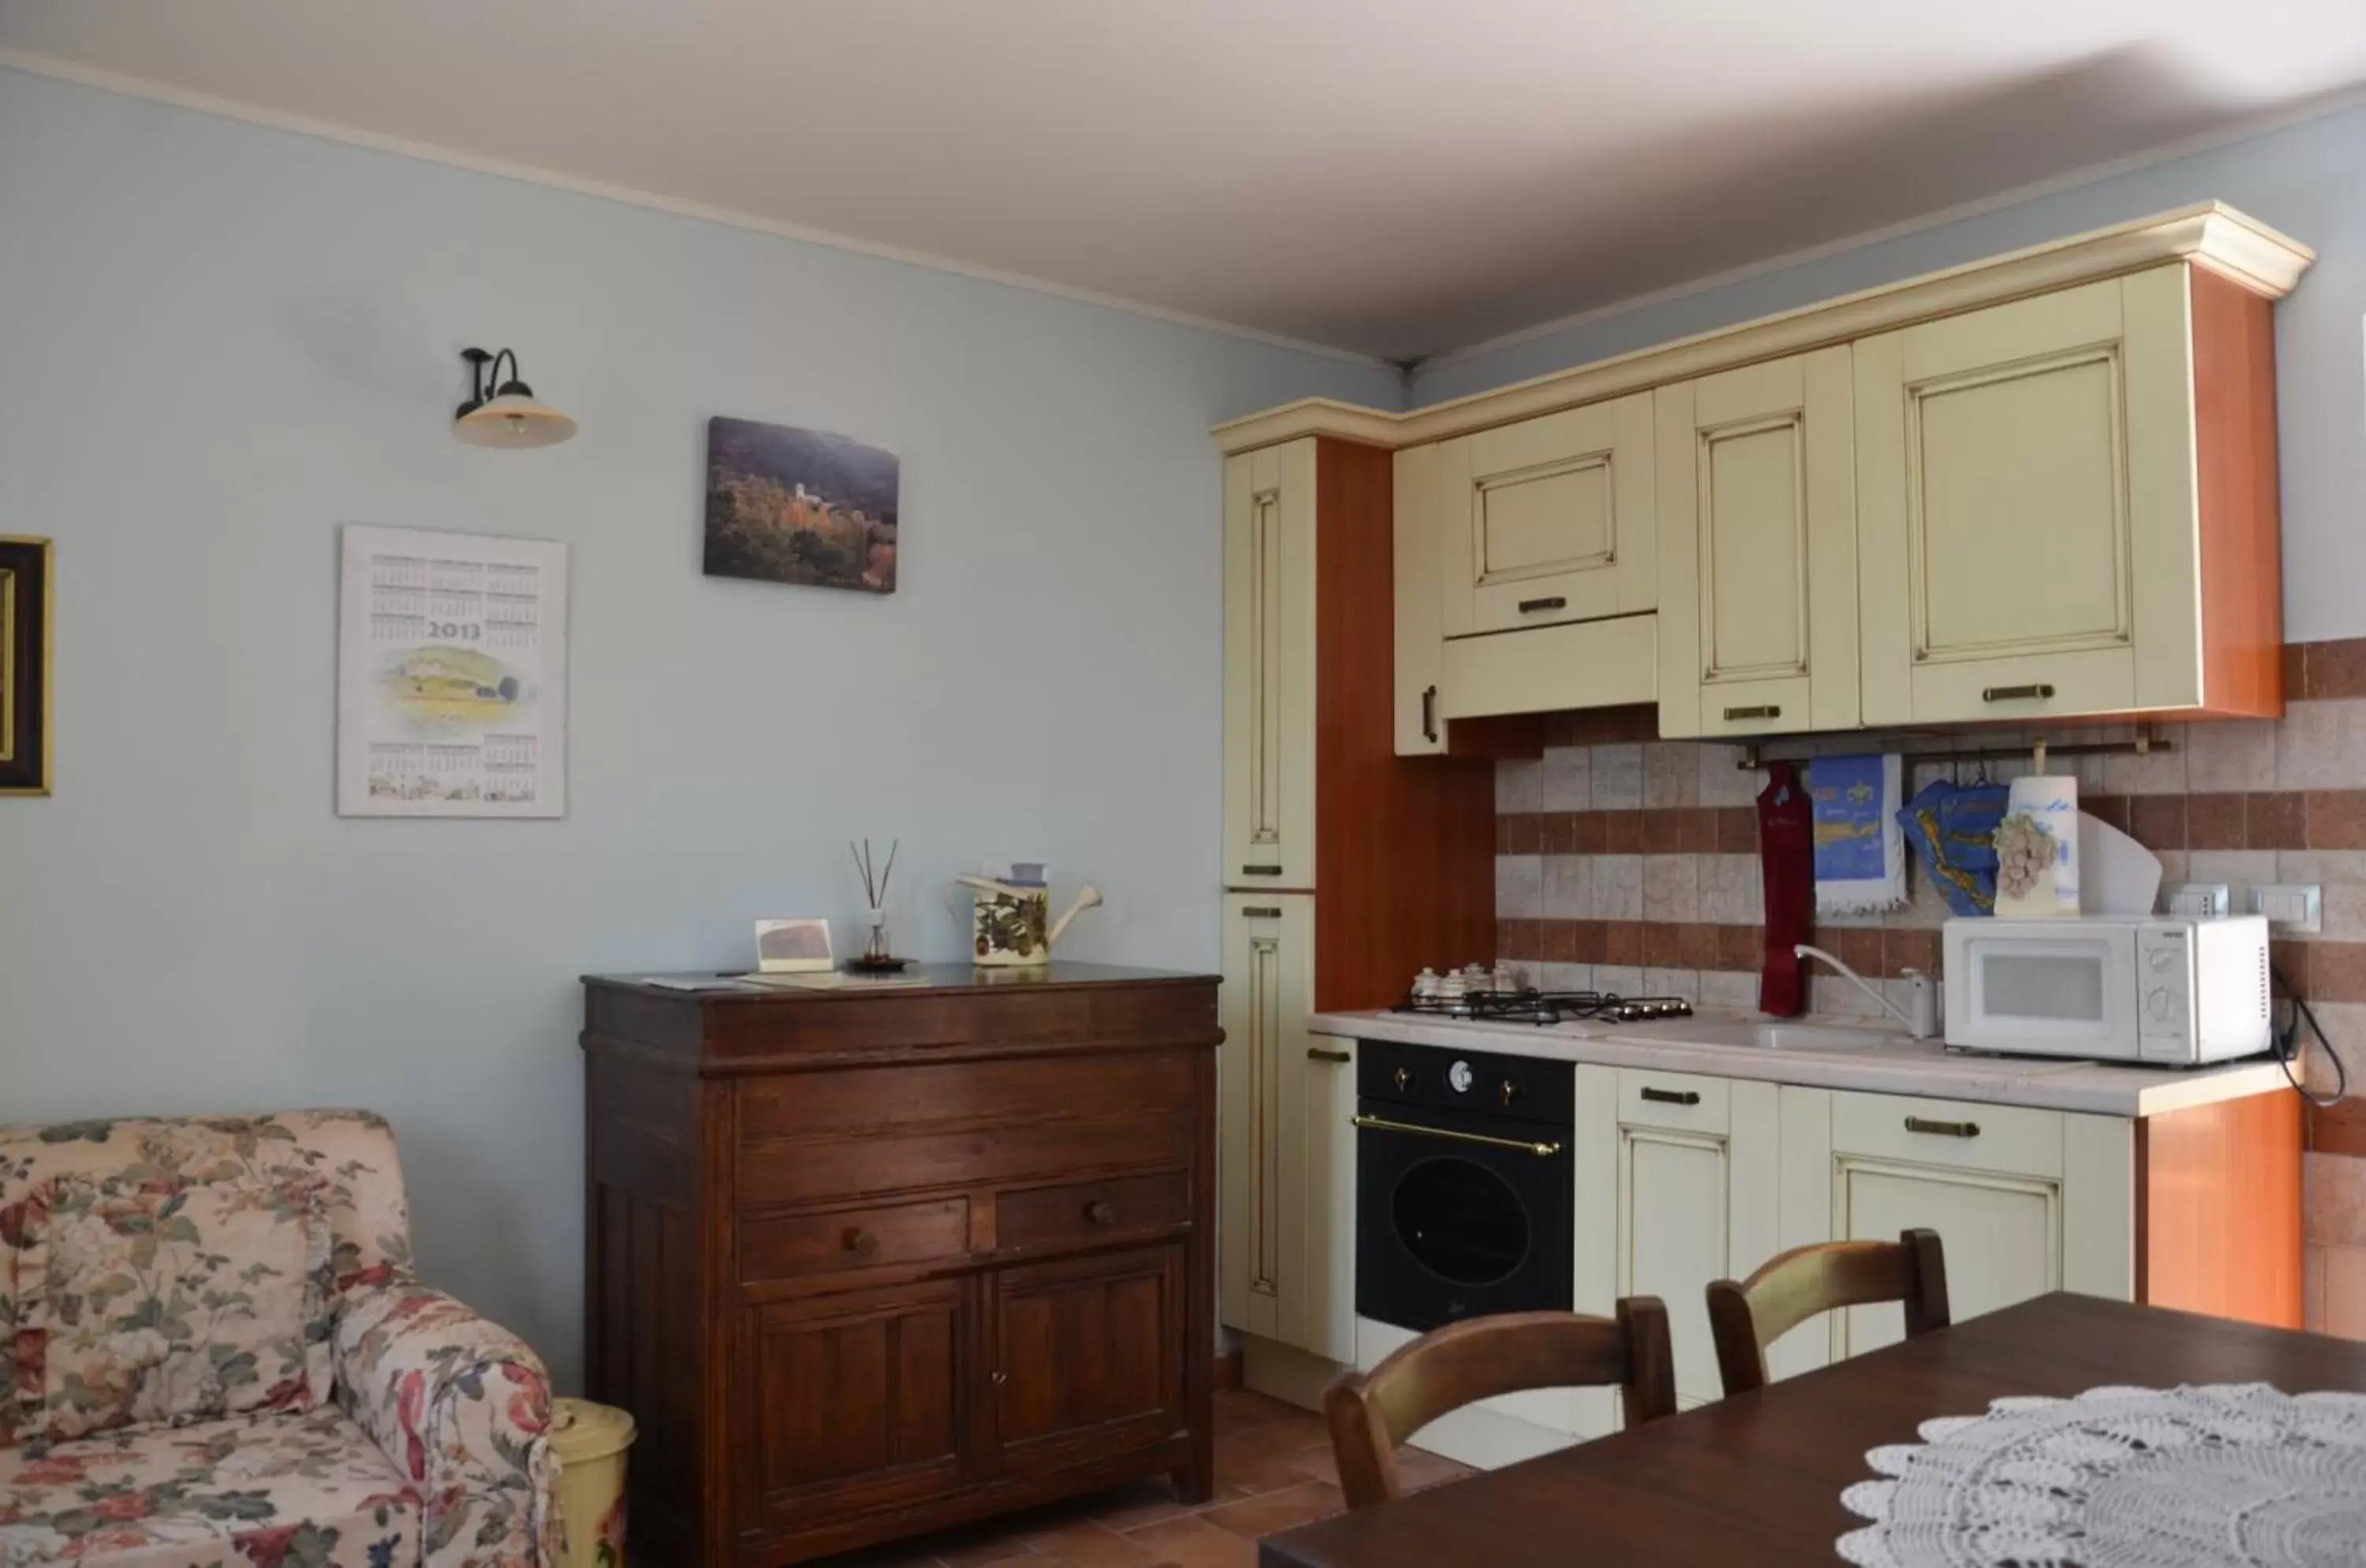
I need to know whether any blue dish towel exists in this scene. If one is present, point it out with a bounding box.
[1897,779,2010,917]
[1809,755,1907,916]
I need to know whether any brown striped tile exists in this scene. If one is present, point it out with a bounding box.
[2128,794,2188,853]
[1541,919,1578,965]
[1499,919,1542,961]
[1570,920,1607,964]
[1640,808,1685,854]
[1495,815,1516,855]
[1813,926,1883,976]
[1716,807,1758,853]
[1883,927,1942,980]
[2286,643,2311,700]
[1678,807,1720,853]
[1604,810,1646,854]
[1539,812,1577,855]
[2248,791,2307,850]
[2186,793,2246,851]
[1501,813,1545,854]
[2301,637,2366,700]
[2273,940,2311,997]
[1603,920,1644,967]
[1718,924,1763,973]
[2082,793,2130,834]
[1642,922,1688,968]
[1569,810,1608,856]
[1677,922,1719,969]
[2310,793,2366,851]
[2304,943,2366,1003]
[2311,1099,2366,1157]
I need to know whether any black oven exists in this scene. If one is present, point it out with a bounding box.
[1353,1038,1574,1333]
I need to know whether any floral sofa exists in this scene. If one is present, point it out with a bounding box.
[0,1111,561,1568]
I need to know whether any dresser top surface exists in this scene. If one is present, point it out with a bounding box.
[584,961,1218,1002]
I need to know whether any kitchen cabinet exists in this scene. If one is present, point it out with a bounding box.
[1438,394,1657,639]
[995,1245,1189,1477]
[1655,348,1859,738]
[1393,442,1448,756]
[1218,894,1357,1362]
[1775,1088,2133,1368]
[1855,263,2282,724]
[1223,439,1316,888]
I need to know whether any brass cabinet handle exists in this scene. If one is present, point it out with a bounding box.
[843,1226,879,1258]
[1351,1113,1562,1158]
[1421,684,1439,745]
[1308,1047,1351,1063]
[1905,1115,1981,1138]
[1241,864,1282,876]
[1723,704,1781,721]
[1241,905,1282,919]
[1982,684,2055,703]
[1084,1200,1118,1226]
[1639,1087,1700,1107]
[1517,595,1568,614]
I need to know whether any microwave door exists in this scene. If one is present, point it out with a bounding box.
[1961,931,2137,1055]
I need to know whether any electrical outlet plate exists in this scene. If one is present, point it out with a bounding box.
[2251,883,2323,933]
[2163,883,2232,918]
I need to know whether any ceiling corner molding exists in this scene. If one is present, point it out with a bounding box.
[0,47,1394,374]
[1211,200,2316,454]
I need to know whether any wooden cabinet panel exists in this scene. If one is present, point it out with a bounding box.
[741,1197,970,1283]
[1394,443,1448,756]
[1297,1032,1359,1365]
[1439,394,1655,638]
[1224,440,1316,888]
[741,1111,1193,1208]
[995,1245,1186,1472]
[996,1170,1191,1254]
[1655,348,1857,737]
[738,1279,978,1529]
[1857,266,2199,724]
[741,1054,1194,1142]
[1219,893,1310,1344]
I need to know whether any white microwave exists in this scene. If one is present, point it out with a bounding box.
[1941,915,2272,1066]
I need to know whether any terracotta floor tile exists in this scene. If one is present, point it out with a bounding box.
[1023,1521,1169,1568]
[1196,1480,1348,1540]
[928,1529,1047,1568]
[1122,1515,1260,1568]
[1214,1441,1327,1496]
[1072,1480,1189,1533]
[1211,1389,1304,1431]
[1221,1413,1330,1458]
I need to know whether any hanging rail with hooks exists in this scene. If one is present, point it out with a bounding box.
[1733,726,2174,774]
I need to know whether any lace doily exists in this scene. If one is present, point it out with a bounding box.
[1839,1383,2366,1567]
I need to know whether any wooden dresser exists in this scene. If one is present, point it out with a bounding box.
[579,963,1222,1568]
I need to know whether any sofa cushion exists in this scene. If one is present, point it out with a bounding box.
[11,1177,334,1443]
[0,1402,419,1568]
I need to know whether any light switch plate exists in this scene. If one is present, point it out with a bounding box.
[2163,883,2231,918]
[2251,883,2323,933]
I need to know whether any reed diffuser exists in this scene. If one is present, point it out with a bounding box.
[849,838,905,971]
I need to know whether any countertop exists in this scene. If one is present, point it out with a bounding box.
[584,961,1218,999]
[1308,1010,2293,1117]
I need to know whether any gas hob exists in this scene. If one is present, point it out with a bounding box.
[1390,988,1695,1027]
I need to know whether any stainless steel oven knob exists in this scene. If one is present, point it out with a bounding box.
[1448,1060,1473,1094]
[1499,1079,1519,1108]
[1394,1066,1413,1092]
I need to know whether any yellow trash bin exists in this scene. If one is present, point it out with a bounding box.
[550,1398,636,1568]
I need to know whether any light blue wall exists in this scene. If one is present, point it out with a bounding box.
[0,67,1398,1387]
[1414,103,2366,643]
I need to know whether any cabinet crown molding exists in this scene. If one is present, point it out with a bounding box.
[1211,202,2312,456]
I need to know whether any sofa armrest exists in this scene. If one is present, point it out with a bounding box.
[335,1282,564,1568]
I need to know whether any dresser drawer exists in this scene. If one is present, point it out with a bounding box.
[1829,1091,2063,1179]
[998,1170,1191,1254]
[740,1108,1195,1208]
[739,1052,1196,1143]
[1614,1068,1730,1134]
[741,1197,971,1282]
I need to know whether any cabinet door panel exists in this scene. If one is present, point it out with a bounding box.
[1300,1035,1358,1364]
[1440,394,1655,637]
[1834,1162,2059,1357]
[1394,444,1448,756]
[995,1245,1185,1474]
[1219,894,1310,1343]
[1223,441,1315,887]
[1657,349,1856,737]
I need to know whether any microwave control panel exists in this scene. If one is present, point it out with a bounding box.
[2137,924,2194,1058]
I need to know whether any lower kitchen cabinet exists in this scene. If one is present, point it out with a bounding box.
[996,1245,1189,1477]
[1219,894,1357,1362]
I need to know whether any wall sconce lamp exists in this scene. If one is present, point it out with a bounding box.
[453,347,577,448]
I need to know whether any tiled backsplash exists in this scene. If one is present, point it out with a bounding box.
[1489,637,2366,1337]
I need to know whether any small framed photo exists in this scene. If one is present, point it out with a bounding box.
[754,917,834,973]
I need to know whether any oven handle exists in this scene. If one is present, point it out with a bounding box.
[1350,1113,1563,1158]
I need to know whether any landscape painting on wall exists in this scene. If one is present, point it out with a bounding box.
[703,416,899,594]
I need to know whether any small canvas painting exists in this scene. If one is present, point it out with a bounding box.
[704,416,898,593]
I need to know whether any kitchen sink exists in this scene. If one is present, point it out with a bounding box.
[1603,1017,1912,1052]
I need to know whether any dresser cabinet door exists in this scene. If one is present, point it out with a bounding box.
[1223,440,1317,889]
[1655,348,1857,738]
[1856,264,2200,725]
[993,1244,1187,1477]
[1438,392,1655,639]
[735,1278,983,1532]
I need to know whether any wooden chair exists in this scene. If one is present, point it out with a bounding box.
[1705,1228,1950,1397]
[1322,1301,1677,1510]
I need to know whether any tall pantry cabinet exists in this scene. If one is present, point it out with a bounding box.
[1217,435,1498,1368]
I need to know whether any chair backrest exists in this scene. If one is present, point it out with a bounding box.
[1705,1228,1949,1396]
[1323,1301,1677,1510]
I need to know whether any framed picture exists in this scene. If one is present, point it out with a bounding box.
[0,536,52,797]
[336,525,570,817]
[703,416,898,593]
[755,917,834,973]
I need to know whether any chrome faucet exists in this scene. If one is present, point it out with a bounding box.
[1793,943,1942,1040]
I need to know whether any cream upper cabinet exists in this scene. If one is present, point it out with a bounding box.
[1394,443,1447,756]
[1439,393,1656,639]
[1855,265,2202,726]
[1223,441,1316,887]
[1778,1088,2133,1371]
[1217,894,1353,1361]
[1655,348,1859,738]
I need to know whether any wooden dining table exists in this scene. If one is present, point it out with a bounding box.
[1259,1294,2366,1568]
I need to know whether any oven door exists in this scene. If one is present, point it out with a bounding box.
[1943,918,2140,1057]
[1354,1103,1573,1333]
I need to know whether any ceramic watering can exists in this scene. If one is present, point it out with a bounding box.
[953,872,1103,966]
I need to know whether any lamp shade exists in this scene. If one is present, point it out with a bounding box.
[454,390,577,448]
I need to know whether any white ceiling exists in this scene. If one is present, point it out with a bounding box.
[5,0,2364,361]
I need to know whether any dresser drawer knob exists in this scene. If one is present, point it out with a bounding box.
[1084,1200,1118,1226]
[843,1226,879,1258]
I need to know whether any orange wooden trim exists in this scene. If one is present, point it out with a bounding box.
[2189,267,2286,719]
[2136,1091,2302,1329]
[1312,437,1497,1011]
